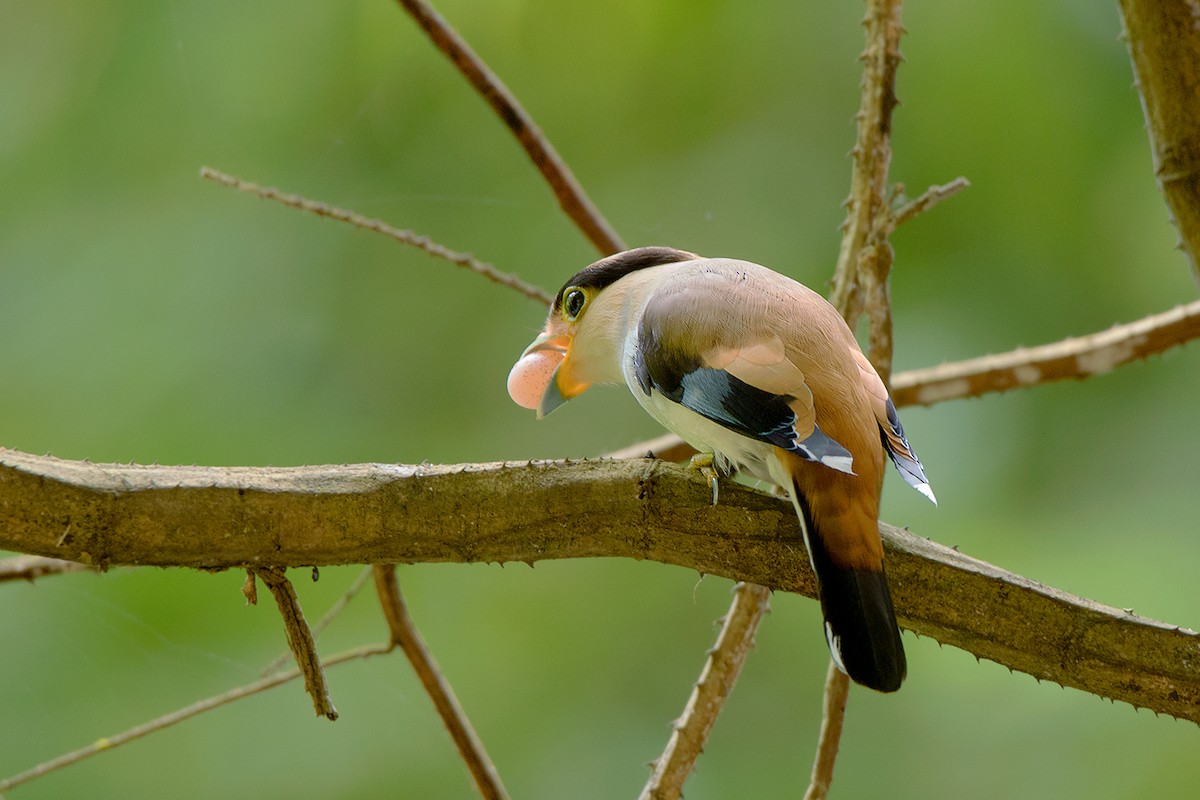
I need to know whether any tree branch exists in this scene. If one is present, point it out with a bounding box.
[0,554,96,583]
[639,582,772,800]
[255,567,339,720]
[891,297,1200,407]
[395,0,625,256]
[1119,0,1200,286]
[802,663,850,800]
[373,565,511,800]
[3,448,1197,724]
[200,167,553,305]
[815,1,910,792]
[829,0,904,329]
[261,565,375,676]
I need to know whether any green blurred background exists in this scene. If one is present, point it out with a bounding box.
[3,1,1197,797]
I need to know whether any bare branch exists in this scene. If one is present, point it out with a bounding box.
[1119,0,1200,286]
[891,297,1200,407]
[395,0,625,256]
[640,582,772,800]
[200,167,552,305]
[0,642,392,795]
[829,0,904,327]
[0,554,95,583]
[890,177,971,230]
[802,664,850,800]
[3,449,1198,723]
[256,567,339,720]
[373,565,511,800]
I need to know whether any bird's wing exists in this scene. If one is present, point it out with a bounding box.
[631,262,855,474]
[850,348,937,504]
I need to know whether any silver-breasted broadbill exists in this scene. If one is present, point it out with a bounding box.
[507,247,935,692]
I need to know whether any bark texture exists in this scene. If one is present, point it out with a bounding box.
[3,448,1197,723]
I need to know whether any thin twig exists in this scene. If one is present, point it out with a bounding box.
[0,554,95,583]
[200,166,552,305]
[373,565,511,800]
[394,0,625,256]
[256,567,338,720]
[260,565,375,676]
[891,296,1200,406]
[891,177,971,230]
[639,582,773,800]
[802,663,851,800]
[0,642,392,794]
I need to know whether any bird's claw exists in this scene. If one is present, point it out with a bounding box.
[689,452,720,506]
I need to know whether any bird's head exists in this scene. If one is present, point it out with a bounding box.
[507,247,701,418]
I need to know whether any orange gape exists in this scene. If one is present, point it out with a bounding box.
[508,246,935,692]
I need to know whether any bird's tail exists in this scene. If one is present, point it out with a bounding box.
[787,476,906,693]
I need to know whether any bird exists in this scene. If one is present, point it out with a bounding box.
[507,246,935,692]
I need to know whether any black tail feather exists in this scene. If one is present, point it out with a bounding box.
[812,556,906,692]
[791,483,906,693]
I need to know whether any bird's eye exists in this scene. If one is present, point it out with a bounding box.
[563,288,587,319]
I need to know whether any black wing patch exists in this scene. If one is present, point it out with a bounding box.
[634,344,854,473]
[678,367,801,451]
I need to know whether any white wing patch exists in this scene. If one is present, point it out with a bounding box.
[825,622,848,675]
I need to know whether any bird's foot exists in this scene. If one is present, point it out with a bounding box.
[689,452,720,506]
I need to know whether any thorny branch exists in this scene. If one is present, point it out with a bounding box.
[4,449,1198,725]
[639,583,773,800]
[802,664,851,800]
[830,0,904,372]
[1120,0,1200,286]
[260,565,375,676]
[806,2,917,795]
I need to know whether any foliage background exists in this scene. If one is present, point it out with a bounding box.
[2,1,1197,797]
